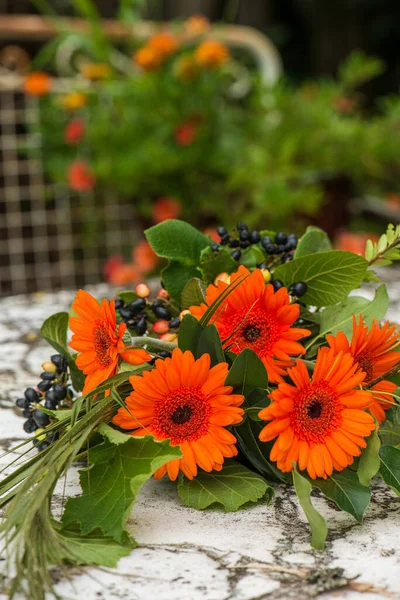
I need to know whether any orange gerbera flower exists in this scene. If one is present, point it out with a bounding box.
[259,347,375,479]
[195,40,229,68]
[61,91,87,111]
[80,62,112,80]
[190,266,310,384]
[69,290,151,394]
[152,196,181,223]
[327,316,400,423]
[148,32,178,58]
[23,72,51,96]
[113,348,244,480]
[134,45,163,71]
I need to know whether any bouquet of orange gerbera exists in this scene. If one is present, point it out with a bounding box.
[2,220,400,599]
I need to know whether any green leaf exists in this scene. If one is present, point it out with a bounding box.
[225,348,268,397]
[40,312,69,356]
[117,291,139,304]
[295,226,332,258]
[178,314,204,354]
[358,430,381,486]
[181,278,206,310]
[178,461,273,511]
[197,324,224,367]
[318,284,389,339]
[234,418,289,483]
[52,522,134,567]
[311,469,370,521]
[62,432,181,542]
[161,261,202,304]
[379,445,400,495]
[273,251,368,307]
[240,246,265,269]
[145,220,211,265]
[293,469,327,550]
[378,420,400,446]
[199,246,237,284]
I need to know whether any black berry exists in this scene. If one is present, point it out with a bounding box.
[228,239,240,248]
[211,243,219,252]
[240,240,251,249]
[128,298,147,314]
[261,236,272,248]
[37,441,50,452]
[220,234,230,245]
[275,232,287,245]
[52,384,67,401]
[119,306,134,320]
[277,244,286,253]
[159,351,172,359]
[236,222,248,231]
[22,408,32,418]
[37,380,52,393]
[239,230,249,241]
[32,410,50,427]
[16,397,29,409]
[24,387,40,402]
[152,305,171,320]
[40,371,56,381]
[272,279,284,291]
[114,298,124,310]
[292,282,308,297]
[217,226,227,237]
[135,318,147,336]
[23,419,37,434]
[169,317,181,329]
[265,244,276,254]
[231,250,241,261]
[249,231,261,244]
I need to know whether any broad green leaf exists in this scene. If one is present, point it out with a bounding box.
[62,434,181,542]
[178,314,204,353]
[145,220,211,265]
[293,469,327,550]
[117,291,139,304]
[311,469,370,521]
[197,324,224,366]
[234,418,289,483]
[245,388,270,421]
[379,445,400,495]
[41,312,69,356]
[225,349,268,397]
[178,461,273,511]
[161,261,202,303]
[181,278,206,310]
[295,226,332,258]
[199,246,237,284]
[52,522,134,567]
[358,430,381,486]
[318,284,389,339]
[240,246,265,269]
[379,420,400,446]
[273,251,368,307]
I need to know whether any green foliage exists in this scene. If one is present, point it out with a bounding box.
[379,445,400,495]
[311,469,371,521]
[274,251,368,307]
[318,284,389,339]
[145,220,211,265]
[365,224,400,266]
[338,50,385,90]
[199,246,237,284]
[225,348,268,397]
[358,430,381,487]
[293,469,327,550]
[294,226,332,258]
[178,461,273,512]
[181,278,206,310]
[62,424,181,542]
[161,261,202,304]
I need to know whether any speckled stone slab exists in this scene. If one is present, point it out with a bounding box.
[0,276,399,600]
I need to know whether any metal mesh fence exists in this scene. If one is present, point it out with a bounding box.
[0,88,137,296]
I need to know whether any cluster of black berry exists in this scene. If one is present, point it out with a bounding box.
[15,354,72,450]
[213,223,298,263]
[115,292,180,337]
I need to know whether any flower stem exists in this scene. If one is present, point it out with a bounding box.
[363,360,400,390]
[127,336,177,352]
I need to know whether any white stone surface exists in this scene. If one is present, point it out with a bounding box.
[0,278,399,600]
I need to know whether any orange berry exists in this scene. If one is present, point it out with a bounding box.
[136,283,150,298]
[179,309,191,321]
[159,333,178,342]
[152,320,170,334]
[157,288,170,300]
[214,272,230,285]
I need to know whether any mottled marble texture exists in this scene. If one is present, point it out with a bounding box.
[0,274,399,600]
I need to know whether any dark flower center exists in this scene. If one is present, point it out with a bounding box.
[243,325,262,342]
[93,320,112,368]
[307,401,322,419]
[171,405,193,425]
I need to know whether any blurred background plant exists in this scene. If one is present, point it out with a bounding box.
[3,0,400,290]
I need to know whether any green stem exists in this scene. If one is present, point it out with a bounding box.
[369,236,400,266]
[127,336,177,352]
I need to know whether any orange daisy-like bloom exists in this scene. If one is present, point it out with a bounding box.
[23,72,51,96]
[61,91,87,111]
[80,62,112,80]
[134,45,163,71]
[113,348,244,480]
[190,266,310,384]
[69,290,151,394]
[195,40,230,68]
[327,316,400,423]
[259,347,375,479]
[148,32,178,58]
[184,14,211,36]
